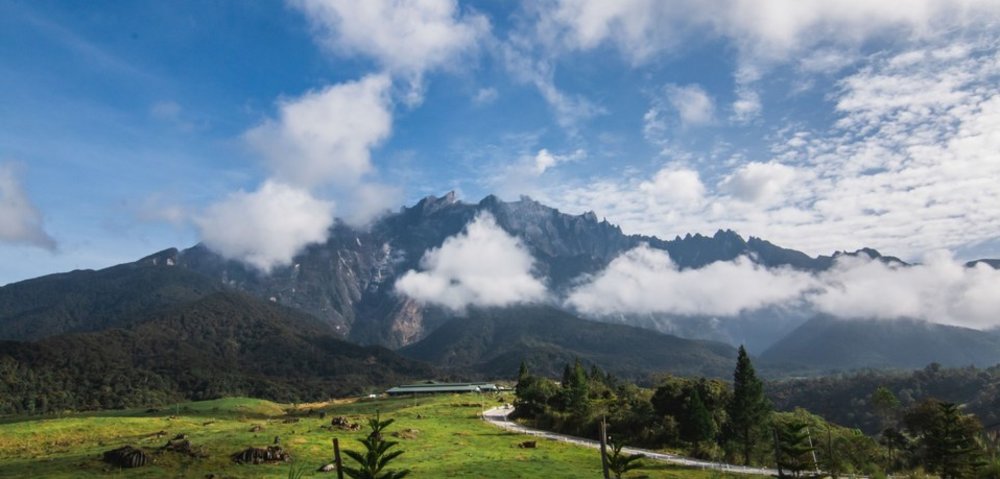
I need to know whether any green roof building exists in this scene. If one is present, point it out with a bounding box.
[385,381,498,396]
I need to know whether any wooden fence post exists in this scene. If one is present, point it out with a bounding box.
[600,416,611,479]
[333,437,344,479]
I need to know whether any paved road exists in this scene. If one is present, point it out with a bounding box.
[483,406,779,476]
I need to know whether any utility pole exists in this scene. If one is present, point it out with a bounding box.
[806,427,820,474]
[599,416,610,479]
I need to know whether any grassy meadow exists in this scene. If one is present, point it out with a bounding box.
[0,394,756,478]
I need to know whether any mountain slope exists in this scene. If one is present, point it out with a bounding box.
[399,306,737,381]
[176,193,917,349]
[0,292,433,414]
[760,316,1000,372]
[0,248,223,341]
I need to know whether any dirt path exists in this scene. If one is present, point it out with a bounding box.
[482,406,779,476]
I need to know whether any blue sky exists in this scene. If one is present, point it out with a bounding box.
[2,0,1000,284]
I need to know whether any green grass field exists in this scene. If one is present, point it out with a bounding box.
[0,394,756,478]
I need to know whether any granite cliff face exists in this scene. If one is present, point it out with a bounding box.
[173,193,635,347]
[167,193,916,349]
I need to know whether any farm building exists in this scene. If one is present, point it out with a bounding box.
[385,381,498,396]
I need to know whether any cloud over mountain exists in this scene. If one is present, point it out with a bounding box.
[395,212,548,310]
[194,180,334,271]
[567,245,1000,330]
[567,244,813,317]
[197,75,398,269]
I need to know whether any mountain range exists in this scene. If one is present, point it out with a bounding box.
[2,192,999,408]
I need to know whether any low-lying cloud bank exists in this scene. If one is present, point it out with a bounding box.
[566,244,812,317]
[395,212,548,310]
[567,244,1000,330]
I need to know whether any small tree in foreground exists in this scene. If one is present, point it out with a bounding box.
[342,412,410,479]
[607,438,645,479]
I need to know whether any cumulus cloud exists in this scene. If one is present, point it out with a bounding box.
[567,244,813,316]
[0,163,56,251]
[643,84,715,143]
[291,0,488,82]
[663,84,715,127]
[244,74,393,188]
[568,246,1000,330]
[395,212,548,310]
[194,181,334,272]
[720,162,799,205]
[638,167,705,206]
[198,74,397,269]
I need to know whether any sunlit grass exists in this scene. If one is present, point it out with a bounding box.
[0,394,762,478]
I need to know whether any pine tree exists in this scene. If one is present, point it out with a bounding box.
[775,421,816,477]
[682,388,716,443]
[342,412,410,479]
[561,359,590,416]
[924,402,984,479]
[727,345,771,465]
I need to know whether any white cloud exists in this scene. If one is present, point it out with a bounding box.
[664,84,715,127]
[731,87,762,122]
[638,167,705,206]
[531,0,1000,120]
[194,180,334,271]
[808,251,1000,329]
[244,74,393,189]
[537,0,1000,66]
[198,75,396,268]
[483,145,587,200]
[720,162,799,205]
[567,246,1000,330]
[544,37,1000,260]
[0,163,56,251]
[567,244,814,317]
[395,212,548,310]
[291,0,488,81]
[532,148,583,175]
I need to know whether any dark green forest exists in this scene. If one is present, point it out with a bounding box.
[0,292,432,415]
[768,363,1000,434]
[514,351,1000,478]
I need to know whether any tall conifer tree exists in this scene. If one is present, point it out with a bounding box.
[727,345,771,465]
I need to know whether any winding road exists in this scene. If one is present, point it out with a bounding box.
[482,406,779,476]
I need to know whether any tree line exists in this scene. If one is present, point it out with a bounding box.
[513,347,998,478]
